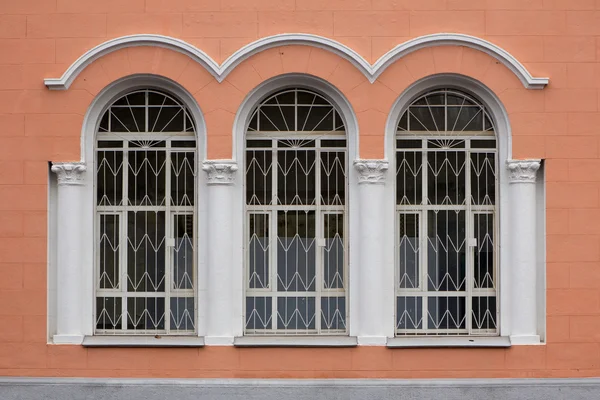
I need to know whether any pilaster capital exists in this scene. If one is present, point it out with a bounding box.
[506,159,541,183]
[354,159,389,184]
[51,162,87,186]
[202,160,238,185]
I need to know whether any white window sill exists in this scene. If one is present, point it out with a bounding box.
[234,336,358,348]
[82,335,205,348]
[386,336,511,348]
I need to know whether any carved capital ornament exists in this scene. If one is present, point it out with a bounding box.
[506,159,541,184]
[202,161,238,184]
[354,160,389,184]
[51,162,87,186]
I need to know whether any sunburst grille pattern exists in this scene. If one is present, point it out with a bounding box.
[395,89,498,336]
[95,89,196,335]
[245,88,347,335]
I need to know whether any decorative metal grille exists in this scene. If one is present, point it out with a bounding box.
[245,88,348,335]
[95,89,197,334]
[395,88,498,336]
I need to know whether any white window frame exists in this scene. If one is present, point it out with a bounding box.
[384,74,546,347]
[48,75,208,346]
[231,74,361,346]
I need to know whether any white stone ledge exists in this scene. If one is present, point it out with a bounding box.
[233,336,358,348]
[52,334,84,345]
[82,335,205,348]
[386,336,511,348]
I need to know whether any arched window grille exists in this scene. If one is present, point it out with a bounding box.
[95,89,197,335]
[395,88,498,336]
[244,88,348,335]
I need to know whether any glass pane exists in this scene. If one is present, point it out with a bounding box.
[277,211,316,292]
[474,213,495,289]
[323,214,344,289]
[170,297,195,331]
[396,296,423,330]
[447,106,483,131]
[127,211,166,292]
[277,149,316,206]
[246,150,272,206]
[398,213,419,289]
[148,91,178,106]
[277,296,316,330]
[470,152,496,206]
[127,150,167,206]
[427,296,466,330]
[321,297,346,331]
[245,296,272,330]
[297,90,328,105]
[126,297,165,330]
[396,150,422,205]
[320,151,346,206]
[148,106,184,132]
[258,105,295,131]
[408,107,444,131]
[297,106,335,131]
[99,214,119,289]
[472,296,497,331]
[110,107,145,132]
[97,150,123,206]
[96,297,122,330]
[249,214,269,289]
[113,91,145,106]
[170,151,195,206]
[397,111,408,131]
[427,151,466,205]
[427,210,466,292]
[173,214,194,290]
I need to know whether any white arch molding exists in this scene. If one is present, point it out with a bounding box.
[48,75,210,345]
[382,74,546,346]
[44,33,549,91]
[225,74,364,345]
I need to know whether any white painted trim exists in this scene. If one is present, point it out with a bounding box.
[231,74,360,341]
[46,75,209,343]
[509,335,542,346]
[233,336,358,347]
[52,334,84,345]
[82,335,205,347]
[383,74,545,345]
[44,33,548,91]
[387,336,511,348]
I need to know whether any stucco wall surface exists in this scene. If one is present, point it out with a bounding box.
[0,0,599,379]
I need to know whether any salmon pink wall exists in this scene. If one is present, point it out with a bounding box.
[1,0,600,378]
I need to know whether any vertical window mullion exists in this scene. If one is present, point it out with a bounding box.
[270,142,278,331]
[121,141,129,331]
[465,144,474,335]
[164,142,172,334]
[315,145,322,334]
[420,142,428,331]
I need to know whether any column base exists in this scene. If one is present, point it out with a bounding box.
[357,336,387,346]
[53,334,84,345]
[204,336,234,346]
[510,334,541,345]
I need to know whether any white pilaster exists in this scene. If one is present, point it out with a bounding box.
[354,160,389,345]
[51,162,87,345]
[506,159,541,345]
[202,160,238,345]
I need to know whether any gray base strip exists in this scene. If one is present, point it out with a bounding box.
[1,377,600,400]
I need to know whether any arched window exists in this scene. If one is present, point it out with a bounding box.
[244,88,347,335]
[395,88,498,336]
[95,89,197,335]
